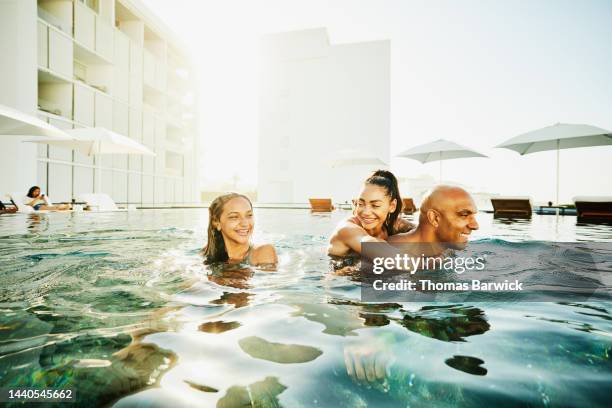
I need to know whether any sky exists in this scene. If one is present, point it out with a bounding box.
[145,0,612,203]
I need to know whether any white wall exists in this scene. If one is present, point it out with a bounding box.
[0,0,38,195]
[0,0,198,205]
[258,28,390,203]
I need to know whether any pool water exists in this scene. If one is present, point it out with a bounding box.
[0,209,610,407]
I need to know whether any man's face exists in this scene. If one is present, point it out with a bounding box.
[434,193,479,249]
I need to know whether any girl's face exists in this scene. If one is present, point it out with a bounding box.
[354,184,396,232]
[216,197,254,245]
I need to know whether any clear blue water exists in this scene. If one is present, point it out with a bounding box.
[0,210,610,407]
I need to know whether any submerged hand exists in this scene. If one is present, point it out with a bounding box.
[343,339,395,383]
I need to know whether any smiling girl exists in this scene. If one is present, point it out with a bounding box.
[203,193,277,266]
[328,170,414,257]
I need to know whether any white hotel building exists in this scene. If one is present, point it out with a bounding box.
[0,0,198,205]
[258,28,390,204]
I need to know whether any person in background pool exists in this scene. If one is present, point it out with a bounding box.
[23,186,69,211]
[202,193,277,267]
[328,170,415,258]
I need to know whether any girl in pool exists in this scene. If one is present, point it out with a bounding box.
[203,193,277,267]
[23,186,69,211]
[328,170,414,257]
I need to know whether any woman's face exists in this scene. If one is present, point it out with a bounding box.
[217,197,254,245]
[354,184,396,232]
[32,188,40,197]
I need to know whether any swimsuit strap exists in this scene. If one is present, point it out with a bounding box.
[243,245,254,265]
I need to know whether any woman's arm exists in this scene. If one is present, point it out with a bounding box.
[335,223,385,255]
[333,224,413,266]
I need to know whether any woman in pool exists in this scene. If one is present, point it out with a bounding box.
[23,186,69,211]
[203,193,277,267]
[328,170,414,257]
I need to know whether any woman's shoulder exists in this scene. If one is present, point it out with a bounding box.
[252,243,275,253]
[328,219,365,245]
[250,243,277,265]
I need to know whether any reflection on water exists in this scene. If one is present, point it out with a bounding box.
[0,209,611,407]
[217,376,286,408]
[398,305,490,342]
[210,291,253,308]
[239,336,322,364]
[199,321,242,334]
[208,265,255,289]
[445,355,488,376]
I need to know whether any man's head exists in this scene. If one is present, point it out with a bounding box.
[419,185,479,249]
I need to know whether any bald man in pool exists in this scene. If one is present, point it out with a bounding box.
[344,186,480,384]
[388,185,480,253]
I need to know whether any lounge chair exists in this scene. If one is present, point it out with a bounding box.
[8,192,73,212]
[574,196,612,222]
[401,198,417,215]
[491,197,532,218]
[9,192,44,212]
[0,199,18,214]
[76,193,120,211]
[534,204,576,216]
[309,198,335,212]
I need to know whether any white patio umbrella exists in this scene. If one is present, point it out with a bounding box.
[496,123,612,205]
[0,103,71,139]
[24,127,156,195]
[330,149,388,168]
[24,127,156,156]
[396,139,488,181]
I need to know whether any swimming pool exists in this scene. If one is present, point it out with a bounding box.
[0,209,610,407]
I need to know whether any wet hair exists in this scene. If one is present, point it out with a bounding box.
[27,186,41,198]
[364,170,403,235]
[203,193,253,264]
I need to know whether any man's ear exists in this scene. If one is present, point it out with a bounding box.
[426,209,440,227]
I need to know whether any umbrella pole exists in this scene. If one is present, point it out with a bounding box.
[95,155,101,194]
[439,152,442,183]
[556,139,560,215]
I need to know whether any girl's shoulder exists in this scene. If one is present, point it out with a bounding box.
[250,243,277,265]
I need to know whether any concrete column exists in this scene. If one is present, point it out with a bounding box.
[0,0,38,194]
